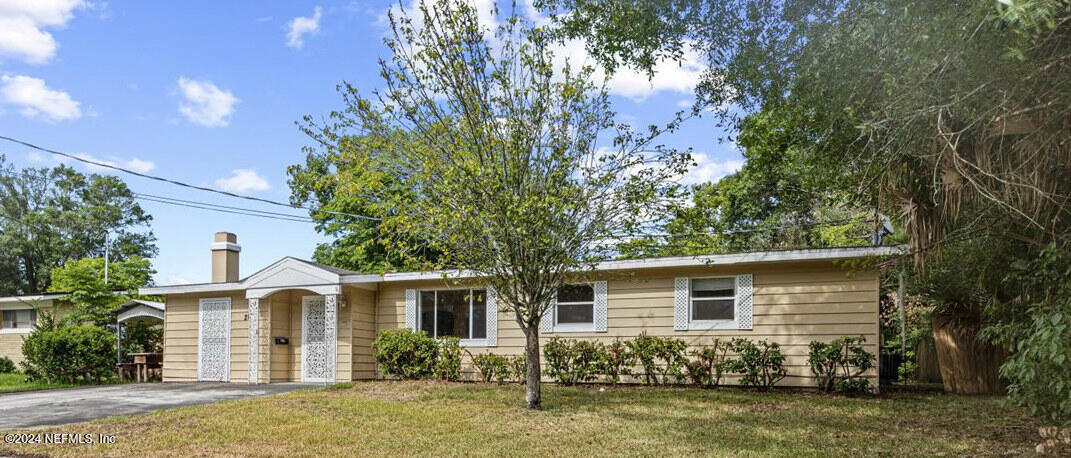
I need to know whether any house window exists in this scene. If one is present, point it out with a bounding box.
[691,278,735,322]
[1,309,36,330]
[555,284,594,326]
[419,289,486,340]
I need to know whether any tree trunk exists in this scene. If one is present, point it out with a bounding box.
[931,314,1005,394]
[523,325,541,410]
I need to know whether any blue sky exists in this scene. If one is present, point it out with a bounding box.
[0,1,743,285]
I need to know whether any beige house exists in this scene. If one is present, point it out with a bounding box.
[141,232,900,387]
[0,294,67,367]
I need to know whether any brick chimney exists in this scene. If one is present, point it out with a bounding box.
[211,232,240,283]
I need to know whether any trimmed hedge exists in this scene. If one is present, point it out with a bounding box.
[21,324,115,383]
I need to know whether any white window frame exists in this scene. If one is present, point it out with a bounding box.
[551,283,596,333]
[0,308,36,334]
[688,276,737,330]
[417,288,488,347]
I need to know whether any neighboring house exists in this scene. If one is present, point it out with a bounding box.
[143,232,901,387]
[0,293,66,366]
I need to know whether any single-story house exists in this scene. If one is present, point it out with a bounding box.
[0,293,67,366]
[141,232,901,387]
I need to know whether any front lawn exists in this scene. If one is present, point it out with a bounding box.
[0,381,1043,457]
[0,372,73,394]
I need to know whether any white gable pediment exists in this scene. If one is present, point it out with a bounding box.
[242,258,341,298]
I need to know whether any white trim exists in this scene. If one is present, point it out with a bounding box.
[459,338,489,347]
[548,283,596,334]
[211,242,241,252]
[0,328,32,334]
[0,294,62,304]
[197,297,231,382]
[687,276,737,330]
[140,246,905,296]
[117,306,165,323]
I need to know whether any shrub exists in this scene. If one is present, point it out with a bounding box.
[508,354,526,384]
[597,339,634,385]
[21,324,115,383]
[371,329,438,379]
[729,338,787,390]
[684,339,733,388]
[808,336,876,394]
[471,353,510,382]
[628,333,687,385]
[543,337,602,385]
[0,356,15,373]
[434,336,463,381]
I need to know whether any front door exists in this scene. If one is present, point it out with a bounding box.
[198,298,231,382]
[301,296,328,382]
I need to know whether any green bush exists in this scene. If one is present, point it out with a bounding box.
[21,324,115,384]
[808,336,875,394]
[684,339,733,388]
[508,354,526,384]
[471,353,510,382]
[0,356,16,373]
[628,333,687,385]
[434,336,463,381]
[371,329,438,379]
[729,338,787,390]
[597,339,634,385]
[543,337,602,385]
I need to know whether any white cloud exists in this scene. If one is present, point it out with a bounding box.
[286,6,322,49]
[0,0,86,64]
[0,74,82,122]
[75,152,156,174]
[215,169,270,193]
[683,152,743,185]
[176,77,238,127]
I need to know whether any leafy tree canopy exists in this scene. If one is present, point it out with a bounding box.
[49,256,157,328]
[0,156,156,295]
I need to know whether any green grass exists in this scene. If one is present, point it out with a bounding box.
[0,372,74,394]
[0,381,1043,457]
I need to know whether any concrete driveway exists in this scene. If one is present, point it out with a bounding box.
[0,382,313,430]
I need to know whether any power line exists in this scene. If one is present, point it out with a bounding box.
[133,196,316,223]
[607,217,871,240]
[133,193,315,221]
[0,134,380,221]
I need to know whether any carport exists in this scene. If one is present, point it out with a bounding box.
[114,299,164,381]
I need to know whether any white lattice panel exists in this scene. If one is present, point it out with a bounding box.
[247,298,259,384]
[198,299,230,382]
[302,297,328,382]
[324,294,337,384]
[404,289,417,331]
[736,274,754,330]
[593,281,607,332]
[486,286,498,346]
[673,277,689,331]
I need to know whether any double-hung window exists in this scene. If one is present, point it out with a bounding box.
[418,289,487,340]
[1,309,36,333]
[690,278,736,324]
[553,284,594,331]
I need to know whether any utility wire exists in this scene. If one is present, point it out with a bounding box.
[0,134,381,221]
[134,196,316,223]
[133,192,315,221]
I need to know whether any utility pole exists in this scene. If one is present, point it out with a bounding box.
[898,270,906,359]
[104,231,110,285]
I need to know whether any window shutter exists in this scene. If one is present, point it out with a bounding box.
[404,289,417,332]
[735,274,754,330]
[486,286,498,346]
[540,296,554,333]
[674,277,689,331]
[593,281,607,332]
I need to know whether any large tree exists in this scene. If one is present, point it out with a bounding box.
[541,0,1071,414]
[0,156,157,295]
[301,0,688,409]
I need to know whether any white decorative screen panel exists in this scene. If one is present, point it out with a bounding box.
[540,296,554,333]
[404,289,417,332]
[593,281,607,332]
[198,298,231,382]
[247,298,259,384]
[673,277,689,331]
[486,286,498,346]
[735,274,754,330]
[324,294,338,384]
[302,296,329,382]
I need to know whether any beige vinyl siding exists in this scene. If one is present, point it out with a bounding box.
[376,260,880,387]
[0,301,69,366]
[162,292,248,383]
[347,286,377,380]
[268,294,291,382]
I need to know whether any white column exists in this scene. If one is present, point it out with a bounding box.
[324,294,338,384]
[247,297,259,384]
